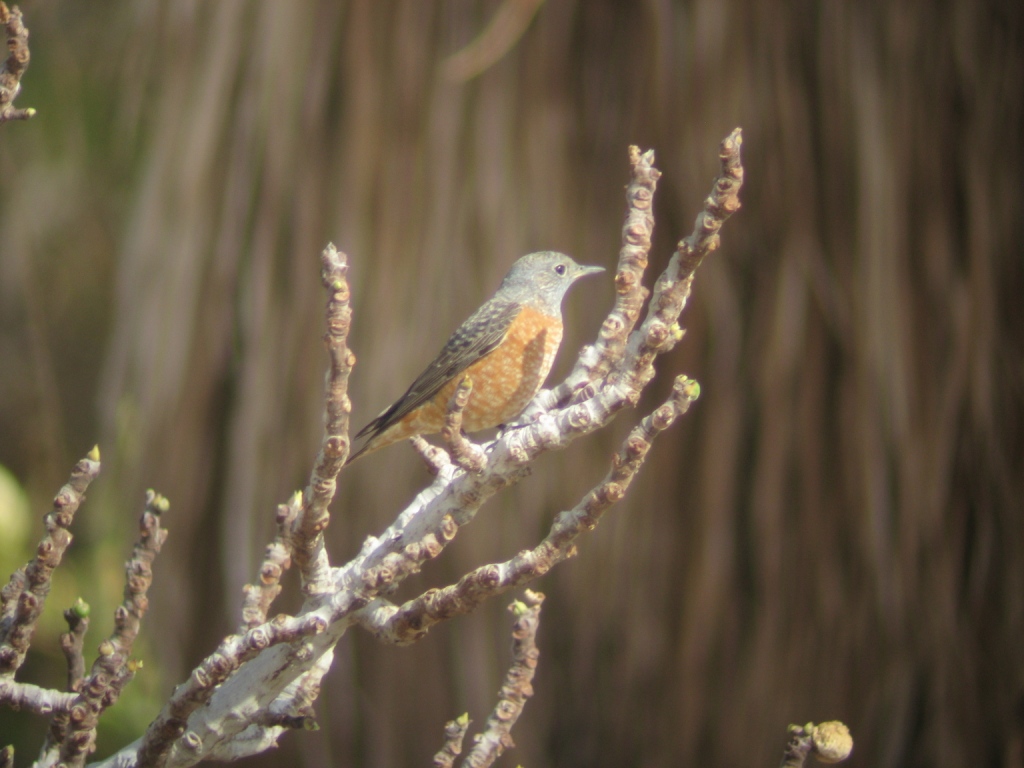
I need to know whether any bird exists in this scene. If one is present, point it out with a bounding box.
[346,251,604,464]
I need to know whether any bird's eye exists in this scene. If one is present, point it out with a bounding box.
[554,263,567,276]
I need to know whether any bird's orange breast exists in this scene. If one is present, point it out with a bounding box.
[397,306,563,437]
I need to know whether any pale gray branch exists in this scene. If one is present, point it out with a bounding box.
[29,137,745,768]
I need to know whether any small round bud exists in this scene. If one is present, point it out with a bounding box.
[813,721,853,763]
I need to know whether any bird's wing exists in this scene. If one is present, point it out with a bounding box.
[355,299,522,440]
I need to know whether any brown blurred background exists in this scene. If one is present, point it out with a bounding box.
[1,1,1022,766]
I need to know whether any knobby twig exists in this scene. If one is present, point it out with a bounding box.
[346,123,738,588]
[99,135,738,767]
[0,679,75,718]
[0,2,34,123]
[59,599,91,693]
[131,612,328,767]
[42,599,91,763]
[441,376,488,473]
[0,447,101,678]
[461,591,543,768]
[355,375,700,645]
[533,144,660,414]
[0,453,171,768]
[779,721,853,766]
[49,492,169,767]
[119,249,351,763]
[240,492,300,632]
[7,134,743,768]
[411,434,451,475]
[432,714,470,768]
[428,592,544,768]
[118,248,356,767]
[292,244,354,594]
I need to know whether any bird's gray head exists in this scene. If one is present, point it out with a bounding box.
[497,251,604,315]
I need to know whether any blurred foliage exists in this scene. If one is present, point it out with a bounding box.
[1,1,1022,767]
[0,465,30,579]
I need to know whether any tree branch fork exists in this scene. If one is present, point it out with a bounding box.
[2,133,755,768]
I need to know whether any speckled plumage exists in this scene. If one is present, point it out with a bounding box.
[347,252,603,463]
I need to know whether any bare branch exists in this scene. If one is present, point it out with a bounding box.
[617,128,743,401]
[369,137,742,591]
[433,714,470,768]
[59,600,91,693]
[112,492,169,656]
[676,127,745,279]
[293,244,354,594]
[38,599,92,762]
[537,145,660,411]
[240,493,299,632]
[347,136,743,650]
[53,492,169,767]
[0,678,76,716]
[0,447,101,677]
[622,128,745,382]
[0,13,757,768]
[0,2,34,123]
[131,612,328,768]
[461,591,543,768]
[411,435,451,475]
[441,376,487,473]
[92,134,744,768]
[356,375,698,645]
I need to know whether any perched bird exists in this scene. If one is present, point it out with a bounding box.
[347,251,604,464]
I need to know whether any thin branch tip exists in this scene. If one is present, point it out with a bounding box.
[460,593,543,766]
[442,375,487,473]
[294,241,356,589]
[0,1,34,124]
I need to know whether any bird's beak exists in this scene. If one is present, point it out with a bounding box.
[576,264,605,279]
